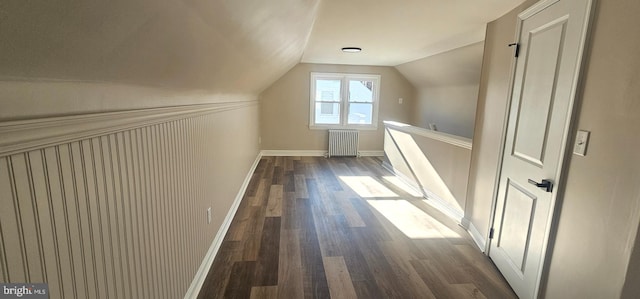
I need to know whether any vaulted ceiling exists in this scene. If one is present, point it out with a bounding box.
[303,0,524,66]
[0,0,524,93]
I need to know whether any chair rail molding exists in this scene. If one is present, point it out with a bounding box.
[0,101,256,157]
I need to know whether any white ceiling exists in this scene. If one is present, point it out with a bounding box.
[0,0,320,93]
[302,0,525,66]
[1,0,523,93]
[396,42,485,88]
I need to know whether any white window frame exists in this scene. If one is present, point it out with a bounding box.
[309,72,381,130]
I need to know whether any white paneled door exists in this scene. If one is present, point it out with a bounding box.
[489,0,592,298]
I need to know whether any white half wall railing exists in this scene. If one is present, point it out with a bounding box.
[382,121,472,224]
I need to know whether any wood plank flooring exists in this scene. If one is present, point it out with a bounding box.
[197,156,516,299]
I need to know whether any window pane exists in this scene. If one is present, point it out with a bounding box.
[348,80,374,102]
[316,80,341,102]
[348,103,373,124]
[315,102,340,124]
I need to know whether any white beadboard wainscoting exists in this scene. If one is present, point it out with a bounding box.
[0,101,260,299]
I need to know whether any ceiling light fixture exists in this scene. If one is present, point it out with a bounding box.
[341,47,362,53]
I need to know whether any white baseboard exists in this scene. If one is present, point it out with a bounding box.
[260,150,384,157]
[184,152,263,299]
[463,219,487,252]
[260,150,325,156]
[358,150,384,157]
[422,189,465,224]
[382,162,466,225]
[460,217,470,229]
[381,163,423,194]
[384,161,487,253]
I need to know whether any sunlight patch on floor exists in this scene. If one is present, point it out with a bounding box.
[339,176,398,198]
[367,199,461,239]
[382,176,423,197]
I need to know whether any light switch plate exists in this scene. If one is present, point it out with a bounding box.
[207,207,212,224]
[573,130,590,156]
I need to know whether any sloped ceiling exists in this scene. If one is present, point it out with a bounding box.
[0,0,523,93]
[396,42,485,88]
[302,0,525,66]
[0,0,320,93]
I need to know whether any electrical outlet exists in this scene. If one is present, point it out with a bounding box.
[207,207,212,224]
[398,98,403,104]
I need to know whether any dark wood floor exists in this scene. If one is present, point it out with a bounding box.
[197,156,516,299]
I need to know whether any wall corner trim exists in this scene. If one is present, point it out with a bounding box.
[184,152,263,299]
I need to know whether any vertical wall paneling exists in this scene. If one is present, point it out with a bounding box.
[59,144,88,298]
[126,130,142,299]
[178,120,188,293]
[156,123,169,297]
[80,141,98,297]
[112,133,132,299]
[90,138,113,298]
[171,122,182,289]
[186,118,196,274]
[103,134,125,299]
[165,122,174,298]
[0,157,26,282]
[134,128,149,298]
[166,122,178,297]
[77,140,98,298]
[28,150,61,295]
[0,159,8,283]
[192,119,201,259]
[149,125,162,298]
[0,160,7,282]
[171,122,180,296]
[143,126,159,299]
[11,153,44,283]
[181,120,191,290]
[45,147,74,298]
[0,102,258,298]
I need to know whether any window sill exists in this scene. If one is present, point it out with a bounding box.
[309,124,378,131]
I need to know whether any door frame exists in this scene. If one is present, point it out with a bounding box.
[485,0,595,297]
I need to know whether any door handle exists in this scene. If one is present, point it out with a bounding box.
[527,179,553,192]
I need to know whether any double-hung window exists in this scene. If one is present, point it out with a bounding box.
[309,72,381,129]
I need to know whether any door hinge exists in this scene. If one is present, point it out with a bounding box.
[489,228,495,239]
[508,43,520,57]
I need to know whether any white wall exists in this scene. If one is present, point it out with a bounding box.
[414,85,479,138]
[466,0,640,297]
[396,42,484,138]
[0,1,314,297]
[260,63,416,152]
[384,122,472,219]
[543,0,640,296]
